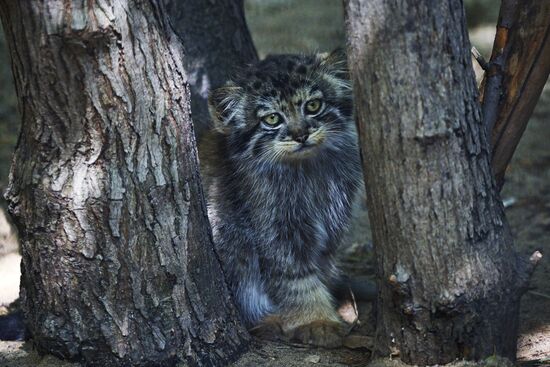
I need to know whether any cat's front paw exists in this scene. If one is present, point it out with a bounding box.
[249,315,285,342]
[290,320,345,348]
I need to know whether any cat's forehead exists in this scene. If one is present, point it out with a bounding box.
[237,55,321,102]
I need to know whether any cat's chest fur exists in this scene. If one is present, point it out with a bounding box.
[248,166,351,243]
[221,155,360,268]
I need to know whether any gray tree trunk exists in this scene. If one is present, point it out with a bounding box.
[345,0,537,364]
[165,0,258,140]
[0,1,249,366]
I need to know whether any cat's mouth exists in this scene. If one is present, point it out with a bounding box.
[294,143,316,152]
[282,141,323,160]
[291,131,326,155]
[289,145,316,159]
[272,130,327,160]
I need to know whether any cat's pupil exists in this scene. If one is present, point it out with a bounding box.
[306,99,321,113]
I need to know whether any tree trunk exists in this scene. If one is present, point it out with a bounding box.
[345,0,538,364]
[485,0,550,189]
[165,0,258,140]
[0,1,249,366]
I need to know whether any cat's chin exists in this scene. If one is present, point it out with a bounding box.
[293,143,317,153]
[279,144,322,162]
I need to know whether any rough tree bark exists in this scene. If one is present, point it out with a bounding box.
[0,1,249,366]
[345,0,539,365]
[165,0,258,140]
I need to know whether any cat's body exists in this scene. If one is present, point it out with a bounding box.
[202,51,362,346]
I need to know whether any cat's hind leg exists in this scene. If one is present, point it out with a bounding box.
[277,274,347,348]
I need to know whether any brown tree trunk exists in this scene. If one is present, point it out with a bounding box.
[484,0,550,189]
[165,0,258,140]
[345,0,539,364]
[0,1,249,366]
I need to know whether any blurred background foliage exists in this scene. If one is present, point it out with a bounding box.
[0,0,501,199]
[0,23,18,196]
[464,0,500,27]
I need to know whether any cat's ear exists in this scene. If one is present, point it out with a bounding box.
[208,83,245,134]
[318,48,351,94]
[318,48,349,79]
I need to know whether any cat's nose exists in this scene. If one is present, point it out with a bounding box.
[294,133,309,144]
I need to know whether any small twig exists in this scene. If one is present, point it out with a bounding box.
[471,46,489,70]
[502,196,517,208]
[517,251,543,291]
[526,250,543,280]
[528,290,550,301]
[348,285,359,326]
[273,340,313,349]
[530,250,543,266]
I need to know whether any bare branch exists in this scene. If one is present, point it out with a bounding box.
[482,0,550,189]
[480,0,519,138]
[471,46,489,71]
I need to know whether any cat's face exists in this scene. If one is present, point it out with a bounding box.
[208,51,355,164]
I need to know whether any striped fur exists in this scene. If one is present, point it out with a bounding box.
[202,51,362,344]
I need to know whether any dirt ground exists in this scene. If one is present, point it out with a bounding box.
[504,83,550,366]
[0,2,549,366]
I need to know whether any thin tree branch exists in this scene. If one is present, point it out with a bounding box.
[472,46,489,71]
[480,0,519,138]
[481,0,550,190]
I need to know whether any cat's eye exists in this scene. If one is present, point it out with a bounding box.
[305,99,322,114]
[262,113,282,126]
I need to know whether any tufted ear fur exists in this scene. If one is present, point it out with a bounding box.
[318,48,349,79]
[208,83,244,134]
[318,48,351,94]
